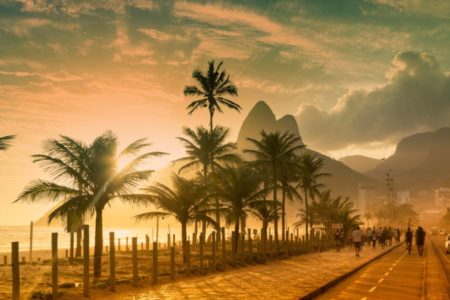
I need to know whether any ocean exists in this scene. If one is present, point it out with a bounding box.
[0,225,180,253]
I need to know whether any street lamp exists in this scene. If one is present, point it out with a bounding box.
[385,170,395,224]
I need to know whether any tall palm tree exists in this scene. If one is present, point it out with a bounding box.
[16,131,167,278]
[135,175,214,262]
[175,126,240,237]
[184,60,240,133]
[245,131,303,243]
[296,153,330,243]
[0,135,15,150]
[211,164,263,254]
[279,158,300,242]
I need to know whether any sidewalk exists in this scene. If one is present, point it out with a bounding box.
[101,244,399,300]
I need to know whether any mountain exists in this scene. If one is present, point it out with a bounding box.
[236,101,382,222]
[366,127,450,191]
[340,155,381,173]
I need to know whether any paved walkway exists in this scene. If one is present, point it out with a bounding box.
[317,237,449,299]
[100,243,399,300]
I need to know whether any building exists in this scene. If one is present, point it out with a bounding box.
[397,190,410,204]
[435,188,450,207]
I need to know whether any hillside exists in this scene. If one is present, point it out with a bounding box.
[366,127,450,191]
[340,155,381,173]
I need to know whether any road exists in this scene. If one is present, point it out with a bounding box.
[317,236,450,300]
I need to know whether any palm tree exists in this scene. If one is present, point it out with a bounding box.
[175,126,240,238]
[279,158,300,242]
[211,164,263,254]
[248,199,278,251]
[16,131,167,278]
[135,175,214,262]
[245,130,303,243]
[0,135,15,150]
[184,60,240,133]
[296,153,329,243]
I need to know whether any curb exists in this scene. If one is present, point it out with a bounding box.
[299,242,404,300]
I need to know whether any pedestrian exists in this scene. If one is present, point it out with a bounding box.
[396,228,401,243]
[352,226,363,257]
[371,227,377,248]
[335,229,341,252]
[405,227,413,254]
[366,228,372,246]
[415,226,426,256]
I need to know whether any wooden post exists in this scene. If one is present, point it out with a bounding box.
[240,231,245,256]
[132,237,138,286]
[231,231,235,259]
[186,241,191,276]
[172,234,175,248]
[52,232,58,299]
[170,246,175,280]
[11,241,19,300]
[83,225,89,298]
[118,238,121,253]
[3,255,7,266]
[248,228,252,254]
[126,237,129,252]
[152,242,158,285]
[141,242,143,251]
[167,233,171,249]
[199,233,204,273]
[109,232,116,292]
[69,231,74,264]
[145,234,150,252]
[221,227,226,271]
[29,221,33,264]
[105,246,109,253]
[211,231,216,271]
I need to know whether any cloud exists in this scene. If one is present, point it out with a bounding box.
[139,28,186,42]
[297,51,450,150]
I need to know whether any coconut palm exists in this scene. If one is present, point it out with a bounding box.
[211,164,264,254]
[296,153,329,243]
[0,135,15,150]
[248,199,278,250]
[245,130,303,243]
[135,175,214,262]
[16,131,167,278]
[175,126,240,238]
[279,158,300,242]
[184,60,240,132]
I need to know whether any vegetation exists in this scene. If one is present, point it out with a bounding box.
[184,60,240,132]
[245,131,303,243]
[296,153,329,242]
[15,132,166,278]
[135,175,214,262]
[0,135,15,150]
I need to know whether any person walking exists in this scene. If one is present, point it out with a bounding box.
[371,227,377,248]
[415,226,426,256]
[405,227,413,254]
[335,229,341,252]
[352,226,363,257]
[396,228,401,243]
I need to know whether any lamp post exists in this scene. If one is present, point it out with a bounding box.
[385,170,395,224]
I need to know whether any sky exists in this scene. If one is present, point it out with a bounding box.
[0,0,449,225]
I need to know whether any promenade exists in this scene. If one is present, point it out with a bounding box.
[98,243,398,300]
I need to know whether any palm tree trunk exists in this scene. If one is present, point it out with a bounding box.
[193,220,198,245]
[69,231,74,260]
[282,185,286,243]
[304,189,309,243]
[94,207,103,278]
[234,218,240,254]
[76,227,82,257]
[209,105,214,133]
[273,171,279,245]
[182,222,187,263]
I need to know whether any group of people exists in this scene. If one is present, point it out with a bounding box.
[335,225,427,257]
